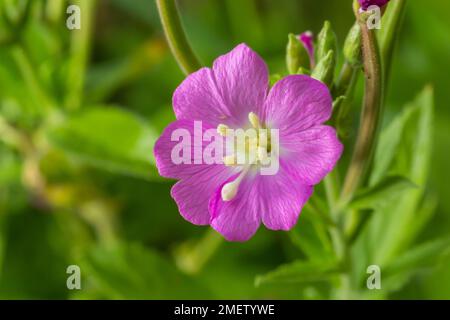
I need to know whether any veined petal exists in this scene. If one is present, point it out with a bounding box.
[173,44,269,127]
[154,119,225,179]
[259,163,314,231]
[281,125,343,185]
[209,163,315,240]
[263,75,332,135]
[173,68,231,127]
[171,165,234,225]
[212,43,269,125]
[298,31,315,67]
[209,173,261,241]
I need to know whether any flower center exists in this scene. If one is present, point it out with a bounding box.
[217,112,271,167]
[216,112,272,201]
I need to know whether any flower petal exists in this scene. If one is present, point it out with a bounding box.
[171,165,234,225]
[263,75,332,135]
[173,68,231,127]
[259,163,313,230]
[212,43,269,125]
[173,44,269,127]
[209,163,314,240]
[154,119,225,179]
[281,125,343,185]
[209,174,261,241]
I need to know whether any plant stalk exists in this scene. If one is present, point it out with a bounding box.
[156,0,202,75]
[340,15,383,204]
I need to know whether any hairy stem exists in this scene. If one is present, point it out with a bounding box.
[340,17,383,203]
[342,2,407,242]
[156,0,202,75]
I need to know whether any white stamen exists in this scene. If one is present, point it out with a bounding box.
[221,168,249,201]
[258,129,268,148]
[217,124,230,136]
[248,112,261,129]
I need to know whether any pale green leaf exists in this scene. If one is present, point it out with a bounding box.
[255,259,339,287]
[47,106,159,180]
[350,176,416,210]
[370,104,417,185]
[371,86,434,265]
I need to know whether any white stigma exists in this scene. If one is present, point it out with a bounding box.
[221,168,249,201]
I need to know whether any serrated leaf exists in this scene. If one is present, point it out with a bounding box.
[255,259,339,287]
[350,176,416,210]
[48,106,160,180]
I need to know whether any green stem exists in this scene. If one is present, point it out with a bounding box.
[342,1,407,240]
[378,0,407,86]
[11,45,55,110]
[324,170,339,215]
[340,15,383,204]
[174,228,223,275]
[65,0,96,111]
[156,0,202,75]
[305,202,336,227]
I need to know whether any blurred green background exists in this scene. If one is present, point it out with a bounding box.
[0,0,449,299]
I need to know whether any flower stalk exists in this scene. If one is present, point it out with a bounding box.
[156,0,202,75]
[340,9,384,204]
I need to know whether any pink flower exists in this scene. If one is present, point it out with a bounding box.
[358,0,390,11]
[154,44,343,241]
[298,31,315,68]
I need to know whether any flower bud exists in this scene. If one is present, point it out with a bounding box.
[343,22,362,67]
[286,33,309,74]
[311,50,335,87]
[358,0,390,11]
[298,31,315,68]
[316,21,337,63]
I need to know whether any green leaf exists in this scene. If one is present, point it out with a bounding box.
[289,202,334,262]
[368,87,434,266]
[48,106,160,180]
[385,237,450,276]
[77,243,211,299]
[370,103,417,185]
[255,259,339,287]
[352,87,435,286]
[350,176,416,210]
[378,237,450,293]
[0,208,72,299]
